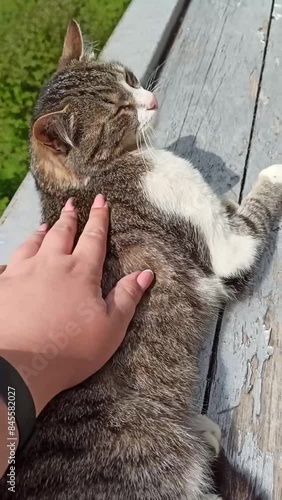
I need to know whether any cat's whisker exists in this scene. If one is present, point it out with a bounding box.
[143,129,158,164]
[148,78,165,94]
[84,39,101,57]
[145,75,155,93]
[136,131,148,170]
[147,77,160,93]
[148,130,156,150]
[144,122,157,144]
[151,80,166,93]
[148,123,157,139]
[140,128,147,150]
[145,59,168,91]
[146,59,168,91]
[146,67,160,91]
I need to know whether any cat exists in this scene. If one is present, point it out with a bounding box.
[1,19,282,500]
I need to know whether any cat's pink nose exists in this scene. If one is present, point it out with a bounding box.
[146,94,158,110]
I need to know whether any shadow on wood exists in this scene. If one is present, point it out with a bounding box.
[166,135,240,195]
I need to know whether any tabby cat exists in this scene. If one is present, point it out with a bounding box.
[2,20,282,500]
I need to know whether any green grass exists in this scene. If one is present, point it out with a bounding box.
[0,0,131,214]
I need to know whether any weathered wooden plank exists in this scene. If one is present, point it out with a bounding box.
[0,0,186,264]
[154,0,273,406]
[0,174,40,264]
[154,0,272,199]
[207,5,282,498]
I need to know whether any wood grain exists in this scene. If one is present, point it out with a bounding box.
[154,0,274,409]
[207,3,282,498]
[155,0,271,197]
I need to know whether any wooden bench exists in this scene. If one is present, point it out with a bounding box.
[1,0,281,497]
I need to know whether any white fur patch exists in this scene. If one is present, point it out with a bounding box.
[198,276,228,305]
[141,150,257,278]
[259,164,282,183]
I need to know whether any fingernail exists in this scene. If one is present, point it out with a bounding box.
[38,223,48,232]
[136,269,154,290]
[93,194,106,208]
[64,198,75,211]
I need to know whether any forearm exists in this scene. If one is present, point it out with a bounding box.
[0,349,59,416]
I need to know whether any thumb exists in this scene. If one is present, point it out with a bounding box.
[106,270,154,330]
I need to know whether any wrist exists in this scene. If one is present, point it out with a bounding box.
[0,350,60,417]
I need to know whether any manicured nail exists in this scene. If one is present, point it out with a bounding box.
[93,194,106,208]
[64,198,75,211]
[136,269,154,290]
[38,223,48,232]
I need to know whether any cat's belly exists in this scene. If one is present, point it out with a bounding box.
[141,149,257,278]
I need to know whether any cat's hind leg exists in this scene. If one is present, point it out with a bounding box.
[193,417,224,500]
[216,164,282,291]
[181,416,222,500]
[222,197,239,217]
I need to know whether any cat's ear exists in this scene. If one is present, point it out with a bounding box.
[58,19,84,71]
[32,108,74,154]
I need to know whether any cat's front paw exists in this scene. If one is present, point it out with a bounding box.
[259,164,282,184]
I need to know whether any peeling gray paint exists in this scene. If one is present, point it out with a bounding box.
[208,0,282,494]
[238,431,274,497]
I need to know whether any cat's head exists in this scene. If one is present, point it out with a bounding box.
[31,20,158,190]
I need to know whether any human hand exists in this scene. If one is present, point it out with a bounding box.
[0,194,153,415]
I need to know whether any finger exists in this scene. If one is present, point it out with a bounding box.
[8,224,48,266]
[39,199,77,255]
[106,270,154,330]
[73,194,109,280]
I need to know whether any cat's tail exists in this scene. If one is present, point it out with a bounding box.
[212,449,268,500]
